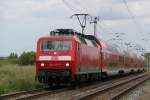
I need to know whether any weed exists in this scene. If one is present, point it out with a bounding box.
[0,61,43,95]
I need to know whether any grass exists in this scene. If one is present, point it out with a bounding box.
[138,80,150,100]
[0,60,43,95]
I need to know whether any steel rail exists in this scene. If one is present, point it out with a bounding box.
[0,73,148,100]
[70,72,150,100]
[0,88,67,100]
[110,75,150,100]
[0,88,47,100]
[16,88,67,100]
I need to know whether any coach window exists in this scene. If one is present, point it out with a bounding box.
[103,52,108,60]
[119,56,123,62]
[107,45,114,52]
[131,58,133,62]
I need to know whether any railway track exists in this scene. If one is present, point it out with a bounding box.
[0,72,149,100]
[70,72,150,100]
[0,88,67,100]
[34,73,149,100]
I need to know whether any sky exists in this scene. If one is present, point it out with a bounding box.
[1,0,150,56]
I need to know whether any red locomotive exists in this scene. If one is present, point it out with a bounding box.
[36,29,145,85]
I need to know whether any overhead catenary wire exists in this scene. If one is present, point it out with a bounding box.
[62,0,81,12]
[62,0,126,38]
[66,1,125,47]
[62,0,125,46]
[122,0,144,34]
[61,0,114,35]
[61,0,146,52]
[62,0,145,36]
[75,0,145,48]
[97,23,112,34]
[122,0,147,51]
[74,0,115,34]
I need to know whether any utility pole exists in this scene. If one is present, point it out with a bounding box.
[90,16,99,37]
[71,14,90,34]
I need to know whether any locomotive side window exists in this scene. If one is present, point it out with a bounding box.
[41,40,71,51]
[85,39,97,47]
[78,37,87,44]
[91,40,97,47]
[85,39,93,47]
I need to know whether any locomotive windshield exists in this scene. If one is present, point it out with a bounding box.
[41,40,71,52]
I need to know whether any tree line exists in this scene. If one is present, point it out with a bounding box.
[7,52,150,66]
[8,51,36,65]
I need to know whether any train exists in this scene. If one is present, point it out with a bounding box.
[36,29,145,85]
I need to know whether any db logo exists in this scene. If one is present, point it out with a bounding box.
[52,56,58,60]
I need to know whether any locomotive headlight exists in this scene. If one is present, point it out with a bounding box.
[66,63,69,67]
[41,63,45,67]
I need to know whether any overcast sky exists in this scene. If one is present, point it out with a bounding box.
[1,0,150,56]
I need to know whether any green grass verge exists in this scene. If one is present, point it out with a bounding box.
[0,60,43,95]
[138,80,150,100]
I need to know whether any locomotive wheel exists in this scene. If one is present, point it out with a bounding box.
[48,82,54,88]
[137,69,141,73]
[101,72,107,79]
[130,69,134,74]
[118,70,124,76]
[70,75,79,86]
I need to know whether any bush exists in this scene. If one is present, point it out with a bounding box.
[19,51,36,65]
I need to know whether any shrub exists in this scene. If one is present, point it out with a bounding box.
[19,51,36,65]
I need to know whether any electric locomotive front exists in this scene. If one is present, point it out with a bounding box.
[36,36,77,84]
